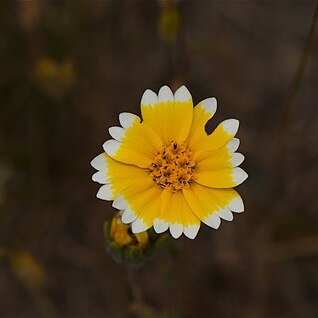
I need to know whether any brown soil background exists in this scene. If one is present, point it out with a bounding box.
[0,1,318,317]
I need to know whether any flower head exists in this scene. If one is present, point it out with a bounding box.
[109,212,149,249]
[104,212,165,265]
[91,85,248,239]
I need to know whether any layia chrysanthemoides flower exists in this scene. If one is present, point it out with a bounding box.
[91,85,248,239]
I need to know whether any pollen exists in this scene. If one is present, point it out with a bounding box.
[149,141,196,192]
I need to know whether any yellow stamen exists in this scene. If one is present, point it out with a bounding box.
[149,141,196,192]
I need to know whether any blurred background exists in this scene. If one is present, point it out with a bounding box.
[1,1,318,317]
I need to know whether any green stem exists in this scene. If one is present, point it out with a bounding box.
[127,267,143,316]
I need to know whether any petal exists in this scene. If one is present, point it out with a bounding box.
[97,153,152,198]
[227,138,240,153]
[123,183,162,233]
[112,195,128,210]
[96,184,114,201]
[194,144,245,170]
[195,167,248,188]
[229,195,244,213]
[103,114,163,168]
[124,187,161,233]
[200,97,217,115]
[119,112,140,129]
[141,89,158,107]
[131,218,148,233]
[141,85,193,145]
[198,119,240,152]
[170,223,183,239]
[232,167,248,186]
[187,97,217,149]
[108,126,125,141]
[122,207,137,224]
[216,208,233,221]
[153,219,169,234]
[158,190,200,239]
[230,153,245,167]
[90,153,108,171]
[103,139,121,157]
[174,85,192,102]
[204,214,221,229]
[158,85,174,103]
[92,170,110,184]
[183,224,201,240]
[183,183,244,229]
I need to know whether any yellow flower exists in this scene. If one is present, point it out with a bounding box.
[33,57,75,97]
[91,86,248,239]
[10,251,45,289]
[110,213,149,249]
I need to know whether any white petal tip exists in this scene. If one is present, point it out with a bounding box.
[119,112,139,129]
[183,224,200,239]
[174,85,192,102]
[229,196,244,213]
[227,138,240,153]
[222,119,239,136]
[92,170,109,184]
[108,126,125,141]
[158,85,174,102]
[169,223,183,239]
[90,153,107,170]
[153,219,169,233]
[131,218,148,233]
[217,209,234,221]
[122,207,137,224]
[103,139,121,157]
[230,153,245,167]
[141,89,158,107]
[204,214,221,229]
[200,97,217,116]
[96,184,113,201]
[112,195,128,210]
[232,168,248,186]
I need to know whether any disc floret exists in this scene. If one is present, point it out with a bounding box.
[149,141,196,192]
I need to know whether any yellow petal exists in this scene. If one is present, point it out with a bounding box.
[108,157,150,194]
[157,190,200,239]
[194,146,245,170]
[141,86,193,145]
[186,97,217,149]
[195,167,248,188]
[103,114,162,168]
[120,178,162,233]
[193,119,239,152]
[93,153,150,200]
[94,153,162,231]
[183,183,243,229]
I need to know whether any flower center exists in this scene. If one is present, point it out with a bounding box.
[149,141,196,192]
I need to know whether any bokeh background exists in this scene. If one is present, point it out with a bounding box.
[1,1,318,317]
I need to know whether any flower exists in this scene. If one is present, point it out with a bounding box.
[33,57,75,97]
[91,85,248,239]
[109,212,149,249]
[10,250,45,290]
[103,212,165,265]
